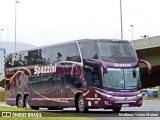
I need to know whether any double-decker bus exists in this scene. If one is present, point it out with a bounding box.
[5,39,151,112]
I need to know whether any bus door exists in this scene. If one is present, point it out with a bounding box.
[91,72,101,87]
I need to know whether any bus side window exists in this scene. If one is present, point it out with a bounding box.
[86,72,92,86]
[53,75,61,90]
[50,46,64,63]
[92,73,100,87]
[57,52,62,62]
[71,77,82,88]
[41,48,51,64]
[65,75,71,88]
[64,43,81,62]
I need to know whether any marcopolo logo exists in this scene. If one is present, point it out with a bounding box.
[34,64,56,76]
[114,63,132,67]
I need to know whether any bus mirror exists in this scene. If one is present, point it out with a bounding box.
[101,66,106,76]
[139,60,152,74]
[102,67,107,74]
[100,62,107,74]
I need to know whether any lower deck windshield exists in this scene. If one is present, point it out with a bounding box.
[102,67,141,90]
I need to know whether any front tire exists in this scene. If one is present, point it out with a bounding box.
[76,95,88,112]
[17,96,23,108]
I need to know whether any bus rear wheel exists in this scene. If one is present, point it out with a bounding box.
[76,95,88,112]
[17,96,23,108]
[24,96,31,109]
[24,96,39,110]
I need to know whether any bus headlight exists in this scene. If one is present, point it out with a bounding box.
[137,93,142,97]
[95,90,113,98]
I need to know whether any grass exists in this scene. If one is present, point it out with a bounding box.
[0,106,94,120]
[0,90,5,101]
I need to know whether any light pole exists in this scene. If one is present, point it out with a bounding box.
[130,25,134,46]
[120,0,123,39]
[0,29,4,48]
[0,29,4,74]
[15,1,19,51]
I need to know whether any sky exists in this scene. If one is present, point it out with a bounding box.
[0,0,160,47]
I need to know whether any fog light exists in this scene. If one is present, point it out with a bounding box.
[138,100,142,105]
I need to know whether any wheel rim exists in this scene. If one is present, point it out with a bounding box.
[18,97,23,107]
[78,97,84,111]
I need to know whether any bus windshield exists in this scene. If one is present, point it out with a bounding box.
[102,67,141,90]
[97,41,138,63]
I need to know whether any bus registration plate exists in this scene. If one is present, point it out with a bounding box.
[122,104,129,107]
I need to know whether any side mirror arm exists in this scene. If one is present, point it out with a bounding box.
[139,60,152,74]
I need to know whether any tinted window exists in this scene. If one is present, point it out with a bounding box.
[86,72,92,85]
[53,75,61,89]
[63,75,82,88]
[64,74,72,88]
[28,75,55,91]
[41,47,51,64]
[70,77,82,88]
[50,45,64,63]
[79,41,97,59]
[98,41,138,63]
[28,49,44,65]
[92,73,100,87]
[64,43,81,62]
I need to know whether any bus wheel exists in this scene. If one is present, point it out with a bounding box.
[17,96,23,108]
[24,96,31,109]
[112,107,121,113]
[77,95,88,112]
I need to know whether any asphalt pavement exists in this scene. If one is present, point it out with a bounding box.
[1,101,160,120]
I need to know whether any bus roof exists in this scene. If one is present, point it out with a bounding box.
[7,39,129,55]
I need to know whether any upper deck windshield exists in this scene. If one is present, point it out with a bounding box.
[97,40,138,63]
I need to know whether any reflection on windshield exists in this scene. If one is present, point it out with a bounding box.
[98,41,138,62]
[102,68,140,90]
